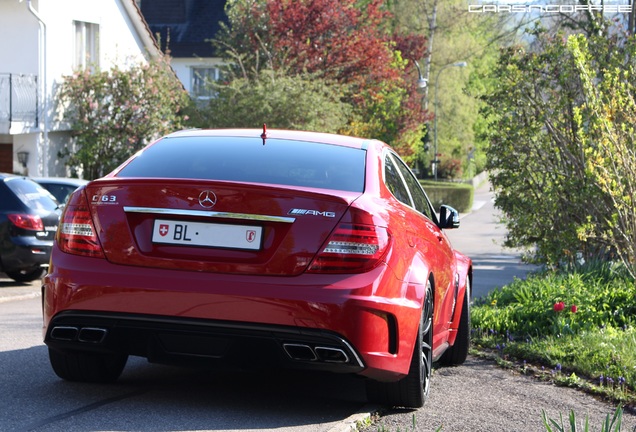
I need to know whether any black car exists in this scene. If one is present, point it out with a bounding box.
[0,174,61,282]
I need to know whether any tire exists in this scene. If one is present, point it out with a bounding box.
[366,280,433,408]
[6,266,45,283]
[440,277,471,366]
[48,348,128,383]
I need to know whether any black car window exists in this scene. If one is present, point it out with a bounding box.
[392,154,435,221]
[0,182,23,210]
[384,154,412,206]
[117,137,366,193]
[5,178,59,211]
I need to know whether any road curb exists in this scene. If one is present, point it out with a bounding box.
[327,405,378,432]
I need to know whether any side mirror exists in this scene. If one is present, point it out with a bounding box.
[439,205,460,229]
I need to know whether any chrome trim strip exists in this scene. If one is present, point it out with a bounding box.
[338,338,365,368]
[123,206,296,223]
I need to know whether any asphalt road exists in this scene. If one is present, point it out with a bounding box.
[2,181,634,431]
[0,289,371,432]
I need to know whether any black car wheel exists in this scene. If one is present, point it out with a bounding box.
[440,277,471,366]
[366,279,433,408]
[5,266,45,283]
[48,348,128,383]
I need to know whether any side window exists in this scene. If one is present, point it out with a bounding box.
[392,154,435,221]
[384,154,411,206]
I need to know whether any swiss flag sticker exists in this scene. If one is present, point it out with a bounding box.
[159,224,169,237]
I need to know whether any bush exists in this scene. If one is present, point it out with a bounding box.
[57,59,189,179]
[437,158,463,179]
[199,69,351,133]
[472,261,636,338]
[481,31,636,276]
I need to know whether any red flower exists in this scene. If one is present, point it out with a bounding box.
[553,301,565,312]
[571,305,578,313]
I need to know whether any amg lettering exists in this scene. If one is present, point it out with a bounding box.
[288,208,336,218]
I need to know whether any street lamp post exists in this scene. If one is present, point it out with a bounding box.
[413,60,429,90]
[433,61,467,180]
[411,60,429,178]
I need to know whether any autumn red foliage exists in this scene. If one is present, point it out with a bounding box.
[267,0,396,85]
[217,0,430,156]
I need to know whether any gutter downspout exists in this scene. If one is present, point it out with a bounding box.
[26,0,48,176]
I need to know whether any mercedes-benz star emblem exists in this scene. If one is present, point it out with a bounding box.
[198,190,217,209]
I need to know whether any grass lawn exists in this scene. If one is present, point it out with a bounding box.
[470,261,636,407]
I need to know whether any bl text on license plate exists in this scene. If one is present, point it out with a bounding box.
[152,219,262,250]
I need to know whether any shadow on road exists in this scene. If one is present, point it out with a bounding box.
[3,345,368,431]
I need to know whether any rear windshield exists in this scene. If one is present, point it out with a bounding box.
[117,136,366,192]
[5,178,59,211]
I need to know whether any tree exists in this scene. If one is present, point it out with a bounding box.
[481,24,636,274]
[387,0,522,177]
[211,0,428,157]
[482,31,595,267]
[200,69,351,132]
[266,0,398,87]
[569,34,636,277]
[56,59,189,179]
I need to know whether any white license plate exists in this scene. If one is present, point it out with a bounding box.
[152,219,262,250]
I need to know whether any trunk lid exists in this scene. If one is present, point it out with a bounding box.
[85,179,359,276]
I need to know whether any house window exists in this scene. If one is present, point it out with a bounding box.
[74,21,100,71]
[191,67,221,99]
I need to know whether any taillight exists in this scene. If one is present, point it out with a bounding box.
[307,223,390,274]
[8,214,44,231]
[57,192,104,258]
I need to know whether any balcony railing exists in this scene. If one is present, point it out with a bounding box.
[0,73,38,133]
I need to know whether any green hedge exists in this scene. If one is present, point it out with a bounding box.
[420,181,474,213]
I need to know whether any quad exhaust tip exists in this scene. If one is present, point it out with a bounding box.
[282,343,349,364]
[50,326,108,344]
[315,346,350,363]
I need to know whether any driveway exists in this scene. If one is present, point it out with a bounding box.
[447,179,538,299]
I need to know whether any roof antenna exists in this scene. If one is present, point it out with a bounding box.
[261,123,267,145]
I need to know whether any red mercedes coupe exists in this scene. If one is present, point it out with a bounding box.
[42,128,472,408]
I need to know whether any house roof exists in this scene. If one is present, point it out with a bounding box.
[138,0,227,58]
[121,0,163,60]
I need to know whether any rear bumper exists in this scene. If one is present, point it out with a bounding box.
[1,236,52,272]
[43,245,424,381]
[45,311,366,374]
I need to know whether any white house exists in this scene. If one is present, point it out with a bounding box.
[0,0,162,177]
